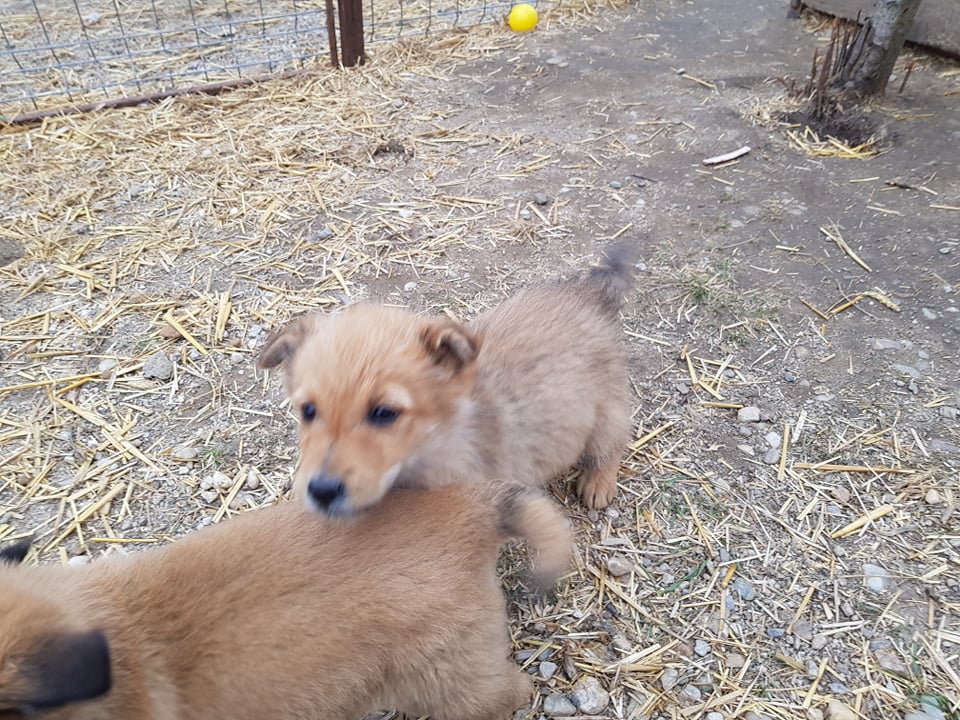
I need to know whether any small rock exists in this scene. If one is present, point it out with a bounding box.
[172,446,198,461]
[806,660,819,679]
[143,351,174,380]
[545,55,568,66]
[403,281,418,292]
[746,713,774,720]
[678,684,702,705]
[245,471,260,491]
[737,406,761,423]
[542,693,577,717]
[732,577,756,601]
[765,431,782,448]
[212,471,233,489]
[738,444,755,456]
[660,667,679,691]
[870,338,902,351]
[694,639,711,657]
[539,661,558,680]
[939,406,959,420]
[832,486,851,503]
[200,489,219,504]
[863,563,890,593]
[828,683,849,694]
[762,448,781,465]
[766,628,786,638]
[67,555,89,567]
[533,192,549,206]
[806,710,824,720]
[605,555,634,577]
[309,225,334,241]
[784,371,796,382]
[793,621,813,642]
[571,676,609,715]
[706,713,724,720]
[925,488,942,505]
[893,363,924,380]
[725,653,746,669]
[609,181,623,189]
[921,307,938,320]
[98,357,118,373]
[938,245,952,254]
[875,649,911,678]
[930,439,960,454]
[811,634,828,650]
[825,700,856,720]
[519,208,532,220]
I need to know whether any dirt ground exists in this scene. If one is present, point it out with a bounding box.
[1,0,958,719]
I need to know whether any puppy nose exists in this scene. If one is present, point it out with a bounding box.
[307,475,346,512]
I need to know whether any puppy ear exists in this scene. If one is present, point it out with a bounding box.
[22,631,112,711]
[0,538,32,565]
[420,322,480,373]
[257,316,311,370]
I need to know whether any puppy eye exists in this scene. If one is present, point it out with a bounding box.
[301,402,317,423]
[367,406,401,426]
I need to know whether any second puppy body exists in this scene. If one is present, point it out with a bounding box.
[0,483,569,720]
[259,247,635,516]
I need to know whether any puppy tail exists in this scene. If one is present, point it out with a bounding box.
[493,484,571,591]
[584,240,640,314]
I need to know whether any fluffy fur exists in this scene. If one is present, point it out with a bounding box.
[259,245,636,516]
[0,483,570,720]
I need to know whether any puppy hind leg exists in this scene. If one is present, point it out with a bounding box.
[577,397,631,510]
[433,666,532,720]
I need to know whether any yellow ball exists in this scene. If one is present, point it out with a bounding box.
[508,3,539,32]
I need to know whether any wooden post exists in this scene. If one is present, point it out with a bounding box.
[326,0,365,68]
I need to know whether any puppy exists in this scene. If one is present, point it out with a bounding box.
[259,245,635,516]
[0,483,570,720]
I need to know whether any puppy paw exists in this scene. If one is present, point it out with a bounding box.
[577,471,618,510]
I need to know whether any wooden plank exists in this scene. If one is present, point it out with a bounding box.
[801,0,960,58]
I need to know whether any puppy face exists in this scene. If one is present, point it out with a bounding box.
[0,550,112,714]
[258,305,479,517]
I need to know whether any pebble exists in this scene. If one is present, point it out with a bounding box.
[738,444,755,456]
[746,713,774,720]
[939,406,959,420]
[245,471,261,491]
[863,563,890,592]
[938,245,952,254]
[67,555,89,567]
[519,209,532,220]
[571,676,609,715]
[706,713,724,720]
[694,639,711,657]
[826,700,856,720]
[806,660,819,679]
[765,431,782,448]
[925,488,942,505]
[893,363,924,380]
[678,685,702,704]
[545,56,568,66]
[726,653,746,669]
[875,649,911,678]
[98,357,118,373]
[806,710,824,720]
[784,371,796,382]
[766,628,785,638]
[542,693,577,717]
[172,446,198,461]
[403,281,418,292]
[793,621,813,642]
[200,489,219,504]
[762,448,781,465]
[143,351,174,380]
[310,226,334,241]
[539,661,558,680]
[930,439,960,454]
[660,667,679,691]
[533,192,549,206]
[605,555,634,577]
[870,338,902,351]
[921,307,938,320]
[732,576,756,601]
[811,634,828,650]
[212,471,233,489]
[609,181,622,189]
[737,406,761,423]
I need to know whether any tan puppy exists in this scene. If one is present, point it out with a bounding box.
[259,246,635,516]
[0,483,569,720]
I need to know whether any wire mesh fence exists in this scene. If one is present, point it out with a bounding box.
[0,0,518,119]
